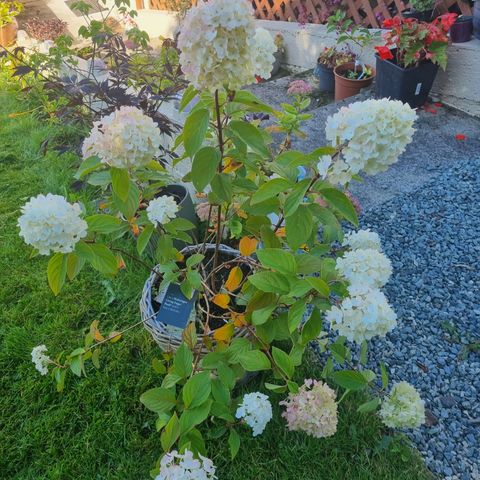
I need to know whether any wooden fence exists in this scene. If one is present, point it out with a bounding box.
[139,0,472,28]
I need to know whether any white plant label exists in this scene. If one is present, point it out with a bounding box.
[415,83,422,96]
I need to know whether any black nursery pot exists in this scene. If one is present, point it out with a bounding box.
[314,62,335,93]
[375,54,439,108]
[450,16,473,43]
[401,8,435,22]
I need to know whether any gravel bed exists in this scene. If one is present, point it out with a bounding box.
[362,159,480,480]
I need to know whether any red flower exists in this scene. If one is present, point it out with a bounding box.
[382,16,402,28]
[455,134,466,141]
[437,13,458,31]
[375,46,394,60]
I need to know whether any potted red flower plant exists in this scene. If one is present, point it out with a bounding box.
[375,14,457,108]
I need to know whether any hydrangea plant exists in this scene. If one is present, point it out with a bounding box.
[19,0,427,476]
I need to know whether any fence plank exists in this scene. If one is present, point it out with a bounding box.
[146,0,472,27]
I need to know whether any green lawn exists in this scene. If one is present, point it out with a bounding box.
[0,77,433,480]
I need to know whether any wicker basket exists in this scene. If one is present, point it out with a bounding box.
[140,243,251,355]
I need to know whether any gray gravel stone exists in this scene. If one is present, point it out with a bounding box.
[361,158,480,479]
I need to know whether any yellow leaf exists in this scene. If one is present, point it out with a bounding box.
[176,252,185,262]
[131,223,139,237]
[212,293,230,309]
[232,312,247,327]
[239,236,258,256]
[223,157,242,174]
[109,331,122,343]
[90,320,105,342]
[213,323,235,343]
[236,209,248,219]
[225,266,243,292]
[275,227,286,238]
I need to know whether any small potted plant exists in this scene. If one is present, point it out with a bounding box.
[0,1,23,47]
[271,33,286,77]
[314,46,356,93]
[375,14,457,108]
[402,0,438,22]
[327,10,380,101]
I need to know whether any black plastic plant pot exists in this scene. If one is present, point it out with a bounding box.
[450,16,473,43]
[314,62,335,93]
[473,2,480,40]
[375,54,439,108]
[401,8,435,22]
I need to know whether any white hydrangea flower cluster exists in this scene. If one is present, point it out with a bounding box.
[336,248,392,293]
[325,99,417,185]
[147,196,179,226]
[18,194,88,255]
[82,106,162,169]
[235,392,273,437]
[280,379,338,438]
[31,345,51,376]
[156,450,217,480]
[316,155,332,179]
[342,229,382,252]
[253,27,277,80]
[178,0,276,91]
[379,381,425,429]
[326,289,397,343]
[327,229,397,343]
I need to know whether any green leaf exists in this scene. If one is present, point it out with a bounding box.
[272,346,294,378]
[256,248,297,275]
[265,382,287,393]
[86,214,123,234]
[47,253,67,296]
[232,90,274,113]
[286,206,313,250]
[211,378,230,404]
[112,181,140,220]
[287,380,299,393]
[192,146,221,191]
[238,350,271,371]
[75,155,102,179]
[380,361,389,389]
[182,371,212,409]
[332,370,368,391]
[173,343,193,378]
[226,338,251,365]
[357,397,380,413]
[229,120,269,157]
[301,307,323,344]
[211,173,232,203]
[360,340,368,365]
[320,188,358,226]
[137,224,155,255]
[251,305,276,326]
[250,178,291,205]
[180,399,212,435]
[284,179,310,217]
[295,253,324,274]
[228,429,241,459]
[305,277,330,297]
[288,299,307,333]
[66,252,85,281]
[248,271,290,294]
[184,108,209,157]
[140,387,176,414]
[75,242,118,275]
[179,84,197,112]
[111,167,130,202]
[161,412,180,452]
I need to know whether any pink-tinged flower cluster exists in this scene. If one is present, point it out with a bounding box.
[280,379,338,438]
[287,79,313,96]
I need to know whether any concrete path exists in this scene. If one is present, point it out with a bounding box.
[248,75,480,212]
